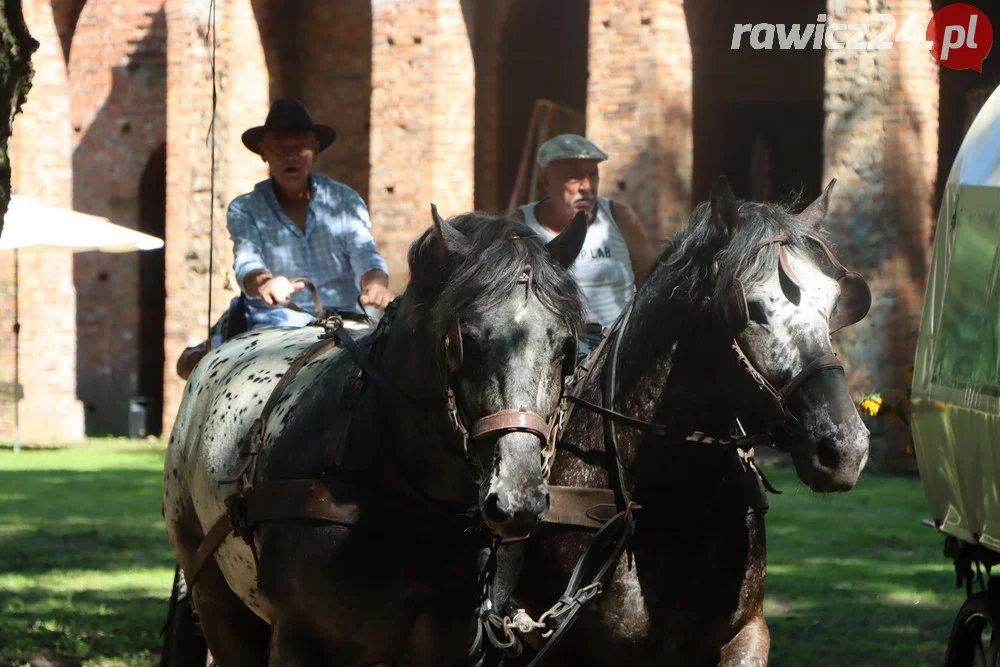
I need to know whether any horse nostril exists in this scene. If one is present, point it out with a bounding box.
[816,438,841,471]
[483,494,509,524]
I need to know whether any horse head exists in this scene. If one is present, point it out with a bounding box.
[401,205,587,537]
[702,175,870,492]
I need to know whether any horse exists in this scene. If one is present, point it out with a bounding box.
[502,176,872,666]
[162,206,589,666]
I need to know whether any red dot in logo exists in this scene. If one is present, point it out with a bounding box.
[927,3,993,72]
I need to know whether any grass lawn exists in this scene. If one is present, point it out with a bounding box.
[0,439,175,667]
[763,464,965,666]
[0,439,969,666]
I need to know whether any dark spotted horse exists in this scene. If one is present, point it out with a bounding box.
[162,207,606,666]
[473,177,874,667]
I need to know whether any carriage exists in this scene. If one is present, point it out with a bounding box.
[910,84,1000,665]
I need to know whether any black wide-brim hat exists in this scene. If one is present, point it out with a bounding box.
[241,98,337,155]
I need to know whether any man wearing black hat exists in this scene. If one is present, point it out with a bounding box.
[174,99,394,379]
[229,98,394,329]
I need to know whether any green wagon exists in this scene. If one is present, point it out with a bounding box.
[912,84,1000,666]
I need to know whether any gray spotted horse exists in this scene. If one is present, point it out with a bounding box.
[162,207,588,666]
[495,176,873,667]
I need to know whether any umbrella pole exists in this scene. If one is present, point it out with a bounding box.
[12,248,20,454]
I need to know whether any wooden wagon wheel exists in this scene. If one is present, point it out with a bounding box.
[946,591,1000,667]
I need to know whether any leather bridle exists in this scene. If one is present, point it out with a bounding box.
[720,234,871,432]
[442,267,575,480]
[565,233,872,473]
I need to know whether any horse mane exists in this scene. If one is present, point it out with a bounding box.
[405,212,585,336]
[647,192,832,305]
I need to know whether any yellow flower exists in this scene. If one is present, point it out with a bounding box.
[858,394,884,417]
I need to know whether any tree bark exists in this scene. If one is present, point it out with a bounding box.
[0,0,37,239]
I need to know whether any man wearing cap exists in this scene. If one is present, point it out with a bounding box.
[230,98,395,329]
[174,99,394,379]
[515,133,656,356]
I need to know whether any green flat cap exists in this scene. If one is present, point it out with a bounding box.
[536,134,608,169]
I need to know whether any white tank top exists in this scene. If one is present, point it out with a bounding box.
[519,197,636,328]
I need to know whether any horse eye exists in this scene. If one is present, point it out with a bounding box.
[747,300,769,325]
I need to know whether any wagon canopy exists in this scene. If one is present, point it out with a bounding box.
[911,85,1000,549]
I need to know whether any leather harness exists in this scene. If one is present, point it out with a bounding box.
[181,272,576,590]
[177,236,870,666]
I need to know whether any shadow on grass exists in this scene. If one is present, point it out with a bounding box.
[0,468,173,575]
[761,466,965,667]
[0,466,175,666]
[0,586,170,667]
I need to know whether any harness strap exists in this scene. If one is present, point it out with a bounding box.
[219,334,343,491]
[472,409,551,441]
[776,352,843,403]
[318,302,398,472]
[521,507,636,667]
[544,486,621,530]
[600,299,636,512]
[564,394,670,436]
[182,509,236,589]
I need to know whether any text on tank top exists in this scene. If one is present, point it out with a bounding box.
[519,198,636,328]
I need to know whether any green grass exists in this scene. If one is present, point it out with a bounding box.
[762,464,966,666]
[0,440,971,666]
[0,439,175,667]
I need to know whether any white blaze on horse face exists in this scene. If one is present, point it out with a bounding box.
[740,246,840,378]
[740,245,869,490]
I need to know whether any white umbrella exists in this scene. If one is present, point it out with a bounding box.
[0,195,164,253]
[0,194,165,452]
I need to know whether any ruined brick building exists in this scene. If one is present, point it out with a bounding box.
[0,0,997,453]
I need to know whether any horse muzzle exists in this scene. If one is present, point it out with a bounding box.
[481,431,550,538]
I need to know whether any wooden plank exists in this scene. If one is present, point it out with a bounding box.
[506,98,586,213]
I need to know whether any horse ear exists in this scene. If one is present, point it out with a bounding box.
[545,211,588,269]
[798,178,836,226]
[709,175,740,238]
[431,203,470,256]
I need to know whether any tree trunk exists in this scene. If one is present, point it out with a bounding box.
[0,0,37,238]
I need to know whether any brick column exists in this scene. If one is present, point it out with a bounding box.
[163,0,269,435]
[823,0,937,462]
[587,0,692,240]
[68,0,167,436]
[1,0,84,442]
[370,0,476,288]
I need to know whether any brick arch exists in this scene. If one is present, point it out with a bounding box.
[247,0,373,199]
[684,0,825,205]
[50,0,89,64]
[473,0,590,212]
[68,0,167,435]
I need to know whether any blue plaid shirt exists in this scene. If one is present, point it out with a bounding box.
[228,174,389,329]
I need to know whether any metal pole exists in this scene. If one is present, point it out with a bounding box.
[13,248,20,454]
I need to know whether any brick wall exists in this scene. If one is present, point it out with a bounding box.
[162,0,245,436]
[67,0,167,435]
[0,0,83,443]
[369,0,475,287]
[588,0,693,241]
[49,0,86,63]
[822,0,938,463]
